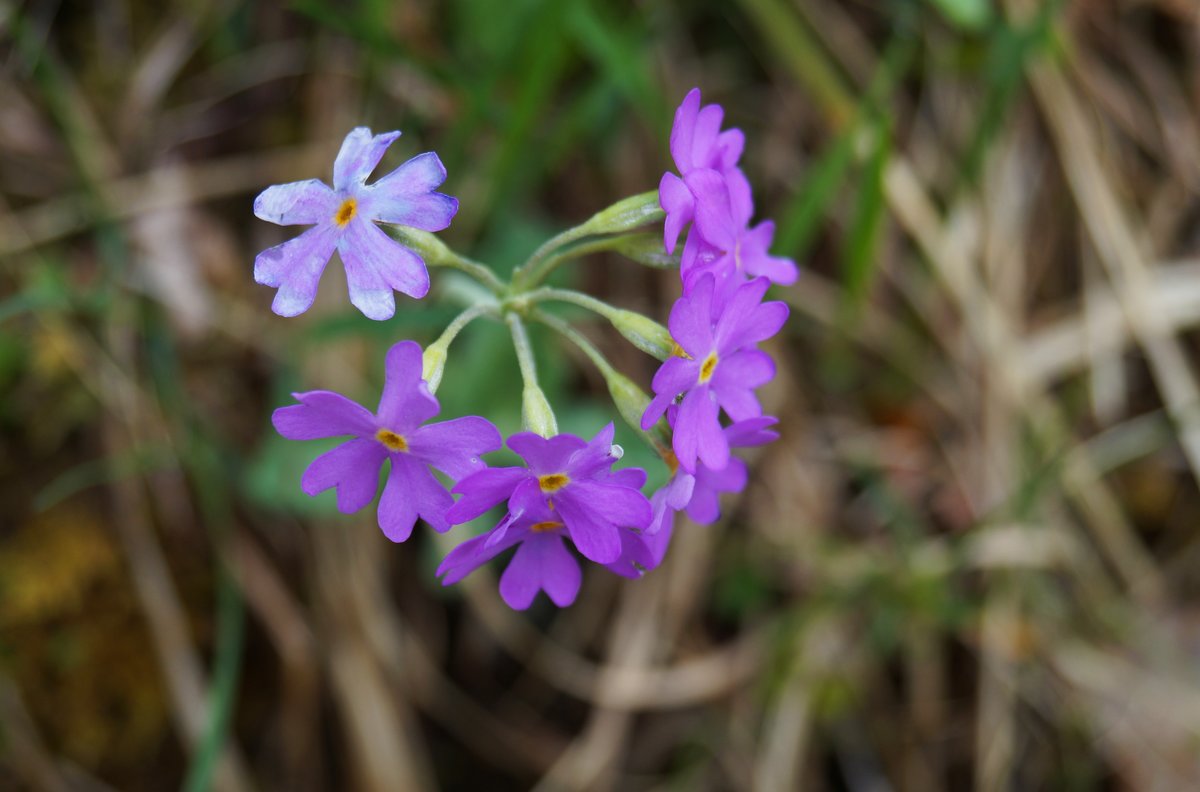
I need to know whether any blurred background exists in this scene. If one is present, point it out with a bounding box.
[3,0,1200,789]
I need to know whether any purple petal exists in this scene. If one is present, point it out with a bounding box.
[606,467,647,490]
[644,508,674,568]
[378,453,453,541]
[486,478,544,548]
[564,423,619,480]
[300,437,386,513]
[643,356,698,430]
[742,221,798,285]
[686,169,739,250]
[376,340,439,431]
[500,534,581,610]
[725,416,780,448]
[273,390,376,440]
[446,466,528,524]
[604,529,656,579]
[553,493,622,564]
[659,171,694,254]
[338,218,430,319]
[687,458,747,524]
[717,129,744,171]
[673,387,726,473]
[333,127,401,191]
[254,179,338,226]
[254,223,340,317]
[725,167,754,229]
[669,276,716,356]
[366,152,459,231]
[713,349,776,391]
[690,104,724,170]
[563,481,652,530]
[437,526,527,586]
[669,88,702,173]
[507,432,588,474]
[408,416,502,480]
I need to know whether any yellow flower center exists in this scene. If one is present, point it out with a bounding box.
[334,197,357,227]
[538,473,570,493]
[699,352,719,383]
[530,520,563,533]
[375,428,407,452]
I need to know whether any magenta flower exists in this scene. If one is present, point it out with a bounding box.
[641,274,788,472]
[659,88,750,254]
[253,127,459,320]
[445,424,652,565]
[272,340,501,542]
[681,171,798,289]
[437,467,655,610]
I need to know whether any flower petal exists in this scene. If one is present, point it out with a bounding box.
[687,458,747,524]
[338,217,430,319]
[553,492,622,564]
[333,127,401,191]
[447,466,528,524]
[378,454,453,541]
[254,179,338,226]
[643,356,698,430]
[659,171,694,254]
[408,416,502,480]
[500,534,581,610]
[686,169,738,250]
[300,437,386,513]
[742,221,798,285]
[254,223,340,317]
[564,481,652,530]
[437,526,527,586]
[673,387,726,473]
[604,529,656,579]
[376,340,439,431]
[273,390,376,440]
[366,152,459,231]
[690,103,724,170]
[669,275,716,356]
[717,128,744,171]
[725,416,780,448]
[507,432,588,474]
[669,87,702,173]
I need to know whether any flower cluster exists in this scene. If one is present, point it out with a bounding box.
[257,89,793,610]
[641,88,792,544]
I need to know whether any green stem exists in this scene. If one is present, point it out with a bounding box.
[423,303,498,393]
[506,313,558,436]
[532,309,616,379]
[523,287,673,360]
[511,190,663,290]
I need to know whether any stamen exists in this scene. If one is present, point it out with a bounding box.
[375,428,408,452]
[334,197,357,227]
[530,520,563,533]
[538,473,570,493]
[699,352,718,383]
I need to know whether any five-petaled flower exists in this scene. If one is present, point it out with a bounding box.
[445,424,652,565]
[642,274,788,473]
[254,127,459,320]
[272,340,501,542]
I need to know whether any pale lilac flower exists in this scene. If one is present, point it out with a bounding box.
[272,340,501,542]
[445,425,652,565]
[641,274,788,472]
[253,127,458,320]
[659,88,750,254]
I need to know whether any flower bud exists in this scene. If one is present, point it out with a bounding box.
[611,233,680,269]
[579,190,665,236]
[605,369,671,452]
[609,309,673,361]
[422,342,448,393]
[521,384,559,438]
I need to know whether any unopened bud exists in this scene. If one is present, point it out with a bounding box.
[521,384,559,438]
[609,308,673,361]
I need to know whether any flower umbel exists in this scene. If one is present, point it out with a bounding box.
[272,340,501,541]
[254,127,459,320]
